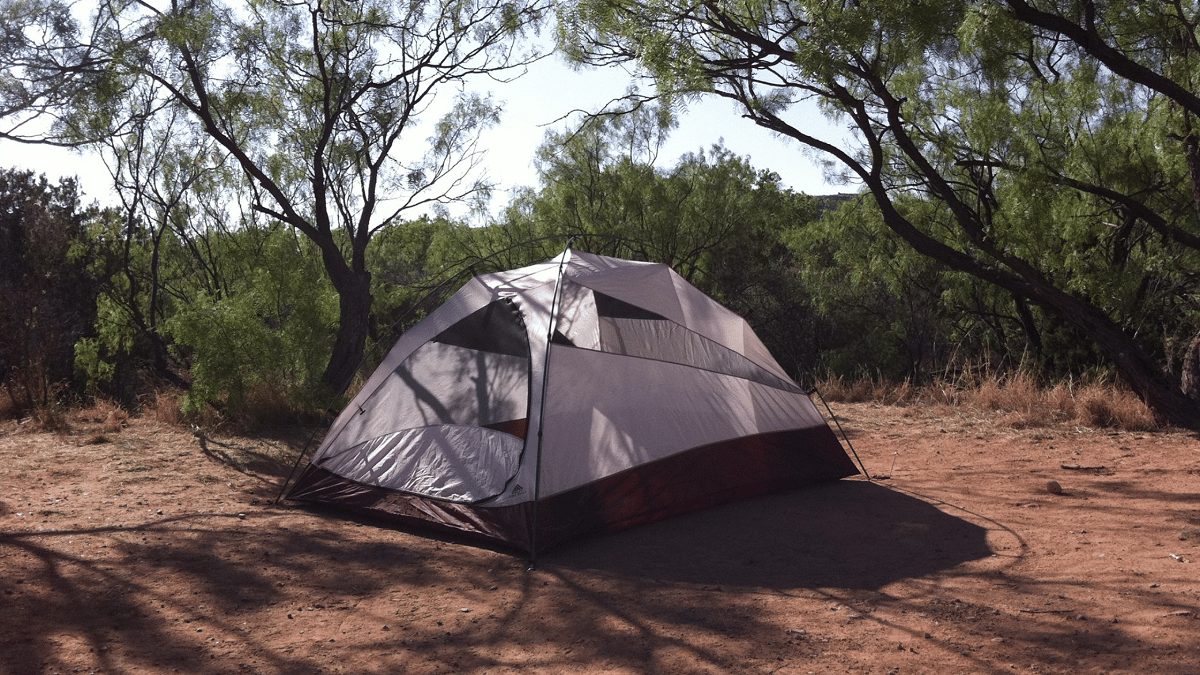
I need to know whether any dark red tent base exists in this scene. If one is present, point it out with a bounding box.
[288,425,858,555]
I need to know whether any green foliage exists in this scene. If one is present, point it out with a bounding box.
[73,294,136,396]
[3,0,552,395]
[0,169,103,412]
[366,216,466,348]
[69,207,157,400]
[164,225,338,416]
[12,0,1200,424]
[788,195,957,380]
[491,107,804,283]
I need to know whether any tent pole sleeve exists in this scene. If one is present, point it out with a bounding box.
[812,387,872,480]
[529,241,575,566]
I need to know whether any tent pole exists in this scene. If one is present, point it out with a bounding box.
[528,241,575,568]
[274,425,325,504]
[812,387,872,480]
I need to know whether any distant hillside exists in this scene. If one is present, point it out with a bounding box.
[811,192,861,215]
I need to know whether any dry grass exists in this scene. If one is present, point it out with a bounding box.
[1075,383,1161,432]
[243,383,298,426]
[9,397,131,435]
[73,398,130,433]
[23,406,73,433]
[3,374,1170,437]
[0,388,14,419]
[149,389,186,426]
[816,372,1166,432]
[815,375,922,406]
[146,388,229,430]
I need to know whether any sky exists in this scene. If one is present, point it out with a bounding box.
[472,58,854,205]
[1,55,854,218]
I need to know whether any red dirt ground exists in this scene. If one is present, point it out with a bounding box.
[1,402,1198,675]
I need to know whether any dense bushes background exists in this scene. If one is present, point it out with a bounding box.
[0,154,1179,433]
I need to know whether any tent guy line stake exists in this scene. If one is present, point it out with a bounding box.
[812,387,871,481]
[274,424,325,504]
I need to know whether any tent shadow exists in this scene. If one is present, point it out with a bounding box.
[546,479,992,591]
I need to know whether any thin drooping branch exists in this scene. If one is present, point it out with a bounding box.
[1004,0,1200,117]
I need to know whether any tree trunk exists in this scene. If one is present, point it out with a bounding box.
[1181,330,1200,404]
[869,185,1200,429]
[1073,309,1198,429]
[856,98,1200,429]
[322,265,374,395]
[1012,295,1043,359]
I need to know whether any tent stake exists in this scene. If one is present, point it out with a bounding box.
[812,387,871,480]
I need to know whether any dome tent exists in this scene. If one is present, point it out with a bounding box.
[286,249,859,556]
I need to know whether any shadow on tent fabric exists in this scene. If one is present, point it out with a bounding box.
[544,480,994,592]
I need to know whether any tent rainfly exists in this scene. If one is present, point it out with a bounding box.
[286,250,860,555]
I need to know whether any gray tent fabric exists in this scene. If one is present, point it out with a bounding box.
[287,250,859,554]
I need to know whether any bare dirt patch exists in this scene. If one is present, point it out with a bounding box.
[2,403,1198,674]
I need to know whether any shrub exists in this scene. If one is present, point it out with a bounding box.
[26,406,71,434]
[1076,384,1160,431]
[73,398,129,433]
[164,253,336,420]
[149,389,185,426]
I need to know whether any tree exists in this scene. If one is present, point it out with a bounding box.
[2,0,548,395]
[78,98,230,397]
[562,0,1200,427]
[0,169,103,411]
[788,195,962,381]
[0,0,111,145]
[492,108,804,283]
[162,222,339,416]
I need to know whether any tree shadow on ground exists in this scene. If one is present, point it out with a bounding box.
[0,511,501,675]
[192,427,317,497]
[547,479,994,591]
[6,474,1197,675]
